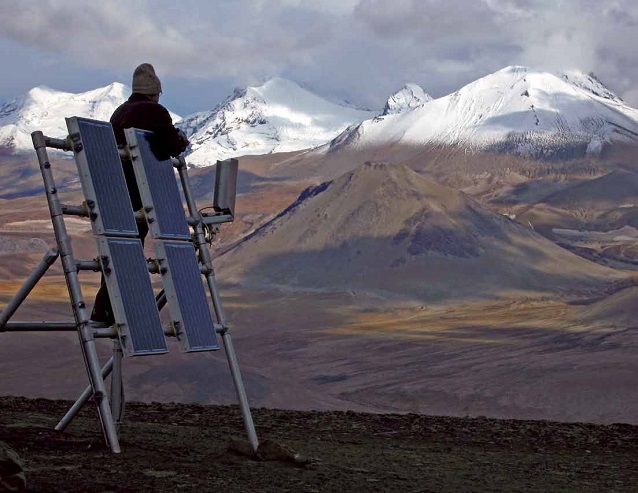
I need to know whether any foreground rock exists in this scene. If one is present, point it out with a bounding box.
[0,440,26,492]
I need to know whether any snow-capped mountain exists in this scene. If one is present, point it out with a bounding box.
[556,70,623,103]
[178,78,377,167]
[3,67,636,165]
[381,83,432,115]
[329,66,638,159]
[0,83,181,152]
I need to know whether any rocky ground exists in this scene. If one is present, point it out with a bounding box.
[1,396,637,492]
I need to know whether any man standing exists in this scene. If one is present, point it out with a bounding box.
[91,63,189,325]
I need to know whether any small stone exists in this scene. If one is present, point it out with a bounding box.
[227,437,258,458]
[257,440,310,467]
[0,441,27,492]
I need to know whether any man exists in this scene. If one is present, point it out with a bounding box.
[111,62,189,211]
[90,63,189,325]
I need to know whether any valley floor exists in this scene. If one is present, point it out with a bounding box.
[1,396,637,492]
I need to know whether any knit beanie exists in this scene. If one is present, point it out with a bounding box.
[132,63,162,95]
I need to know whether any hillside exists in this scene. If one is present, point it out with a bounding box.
[510,169,638,264]
[219,161,625,301]
[1,396,637,492]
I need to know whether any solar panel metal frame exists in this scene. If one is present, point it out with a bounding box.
[96,237,168,357]
[124,128,191,241]
[154,240,220,352]
[66,117,138,237]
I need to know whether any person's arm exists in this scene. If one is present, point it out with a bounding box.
[150,105,190,159]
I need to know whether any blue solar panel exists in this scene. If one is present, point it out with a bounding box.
[154,241,219,352]
[125,128,191,240]
[98,237,168,356]
[66,117,138,237]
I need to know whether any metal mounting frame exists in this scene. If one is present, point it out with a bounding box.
[0,119,258,454]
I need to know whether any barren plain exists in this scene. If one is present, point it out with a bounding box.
[1,148,638,428]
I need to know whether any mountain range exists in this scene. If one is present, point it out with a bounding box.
[326,67,638,160]
[2,66,637,166]
[0,78,376,165]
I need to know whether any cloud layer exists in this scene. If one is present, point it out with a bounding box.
[1,0,637,114]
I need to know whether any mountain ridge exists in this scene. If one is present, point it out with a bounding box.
[0,82,180,152]
[323,66,638,161]
[1,66,636,167]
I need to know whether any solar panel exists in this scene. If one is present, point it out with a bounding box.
[124,128,191,240]
[96,237,168,356]
[66,117,138,237]
[154,240,219,352]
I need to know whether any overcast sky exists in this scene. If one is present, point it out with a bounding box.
[1,0,637,116]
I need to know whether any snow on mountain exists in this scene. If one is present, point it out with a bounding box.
[179,78,377,167]
[0,84,181,152]
[3,67,634,164]
[556,70,623,103]
[329,66,638,159]
[381,83,432,115]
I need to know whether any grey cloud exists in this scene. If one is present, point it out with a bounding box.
[0,1,194,72]
[1,0,638,113]
[354,0,506,40]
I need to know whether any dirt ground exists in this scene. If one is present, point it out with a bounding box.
[1,396,637,493]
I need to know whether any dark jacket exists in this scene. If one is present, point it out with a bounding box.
[110,93,189,210]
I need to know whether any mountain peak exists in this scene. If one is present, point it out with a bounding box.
[180,79,376,166]
[22,85,70,105]
[382,83,432,116]
[0,83,131,152]
[254,77,302,90]
[230,160,485,256]
[327,65,638,160]
[487,66,621,102]
[497,65,531,74]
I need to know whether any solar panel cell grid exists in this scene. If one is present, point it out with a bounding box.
[155,240,219,352]
[67,117,138,237]
[126,128,191,240]
[99,237,168,356]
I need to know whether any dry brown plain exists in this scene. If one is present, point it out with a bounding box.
[2,285,638,423]
[1,149,638,430]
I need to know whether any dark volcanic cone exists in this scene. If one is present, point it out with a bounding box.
[219,162,623,302]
